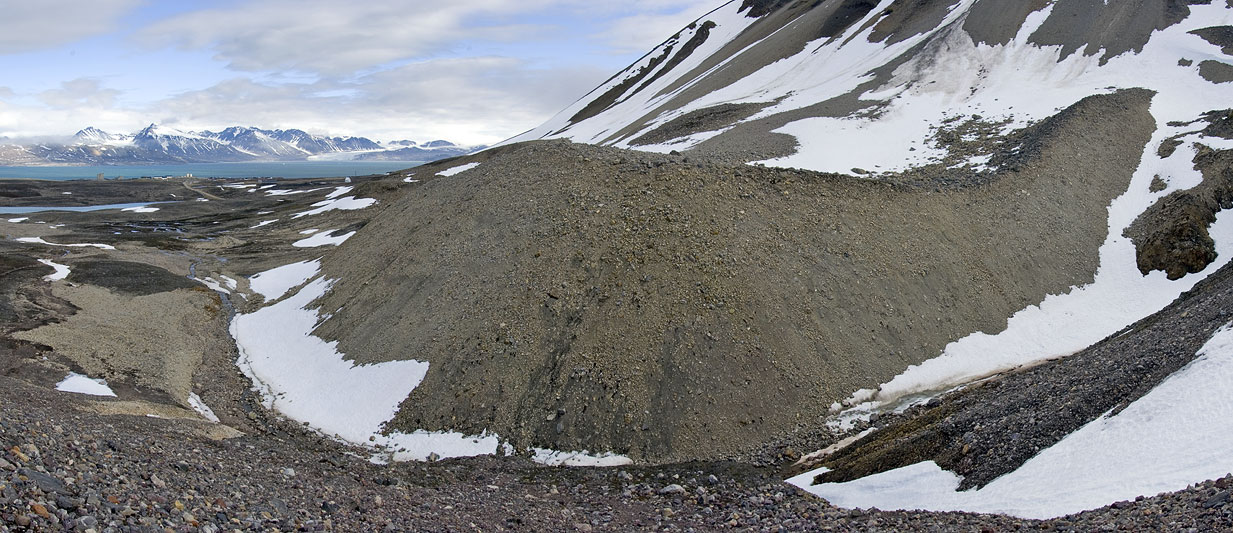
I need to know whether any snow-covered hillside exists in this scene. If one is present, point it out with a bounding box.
[503,0,1233,517]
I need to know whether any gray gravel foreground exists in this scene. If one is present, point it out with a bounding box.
[2,374,1233,532]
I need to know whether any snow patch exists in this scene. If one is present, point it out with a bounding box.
[293,230,355,248]
[247,259,320,301]
[532,449,634,467]
[7,217,28,223]
[436,162,480,177]
[231,276,432,447]
[197,277,231,294]
[291,196,377,218]
[187,393,220,423]
[121,206,160,213]
[16,237,115,250]
[56,373,116,397]
[325,186,352,199]
[794,322,1233,519]
[38,259,70,281]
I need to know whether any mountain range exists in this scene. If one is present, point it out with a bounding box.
[0,124,480,165]
[5,0,1233,528]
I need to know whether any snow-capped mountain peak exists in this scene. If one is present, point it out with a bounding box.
[1,123,478,165]
[71,127,121,145]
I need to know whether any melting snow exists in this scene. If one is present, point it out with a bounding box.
[532,449,634,467]
[121,206,160,213]
[247,259,320,301]
[291,196,377,218]
[265,188,324,197]
[16,237,115,250]
[188,392,220,423]
[56,373,116,397]
[436,162,480,177]
[293,230,355,248]
[196,277,231,294]
[38,259,70,281]
[7,217,28,223]
[793,322,1233,519]
[232,275,433,447]
[251,219,278,229]
[234,261,628,463]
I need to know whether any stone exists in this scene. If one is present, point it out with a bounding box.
[22,469,67,494]
[1203,490,1230,509]
[659,484,686,495]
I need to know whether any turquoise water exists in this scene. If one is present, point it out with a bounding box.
[0,202,166,214]
[0,161,423,180]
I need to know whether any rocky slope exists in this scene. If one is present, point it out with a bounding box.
[0,176,1231,530]
[307,88,1152,463]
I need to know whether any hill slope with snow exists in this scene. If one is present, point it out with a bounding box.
[213,0,1233,519]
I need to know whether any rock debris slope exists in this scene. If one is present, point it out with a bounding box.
[251,0,1233,481]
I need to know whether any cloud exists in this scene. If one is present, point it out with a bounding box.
[576,0,727,53]
[138,0,562,75]
[138,0,721,75]
[39,79,121,109]
[0,0,144,54]
[144,58,610,144]
[2,0,725,142]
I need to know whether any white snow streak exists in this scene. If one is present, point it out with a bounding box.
[15,237,115,250]
[188,393,220,423]
[291,196,377,218]
[38,259,70,281]
[436,162,480,177]
[293,230,355,248]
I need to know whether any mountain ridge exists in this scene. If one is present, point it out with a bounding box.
[0,124,481,165]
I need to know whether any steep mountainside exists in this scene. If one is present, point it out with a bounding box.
[215,0,1233,520]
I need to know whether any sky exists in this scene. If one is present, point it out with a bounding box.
[0,0,723,145]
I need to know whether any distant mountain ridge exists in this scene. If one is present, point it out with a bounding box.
[0,124,480,165]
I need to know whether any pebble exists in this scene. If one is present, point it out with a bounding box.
[31,502,51,518]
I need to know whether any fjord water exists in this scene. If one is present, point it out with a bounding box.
[0,161,423,180]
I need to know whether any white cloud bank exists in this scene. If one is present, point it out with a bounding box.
[0,0,722,144]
